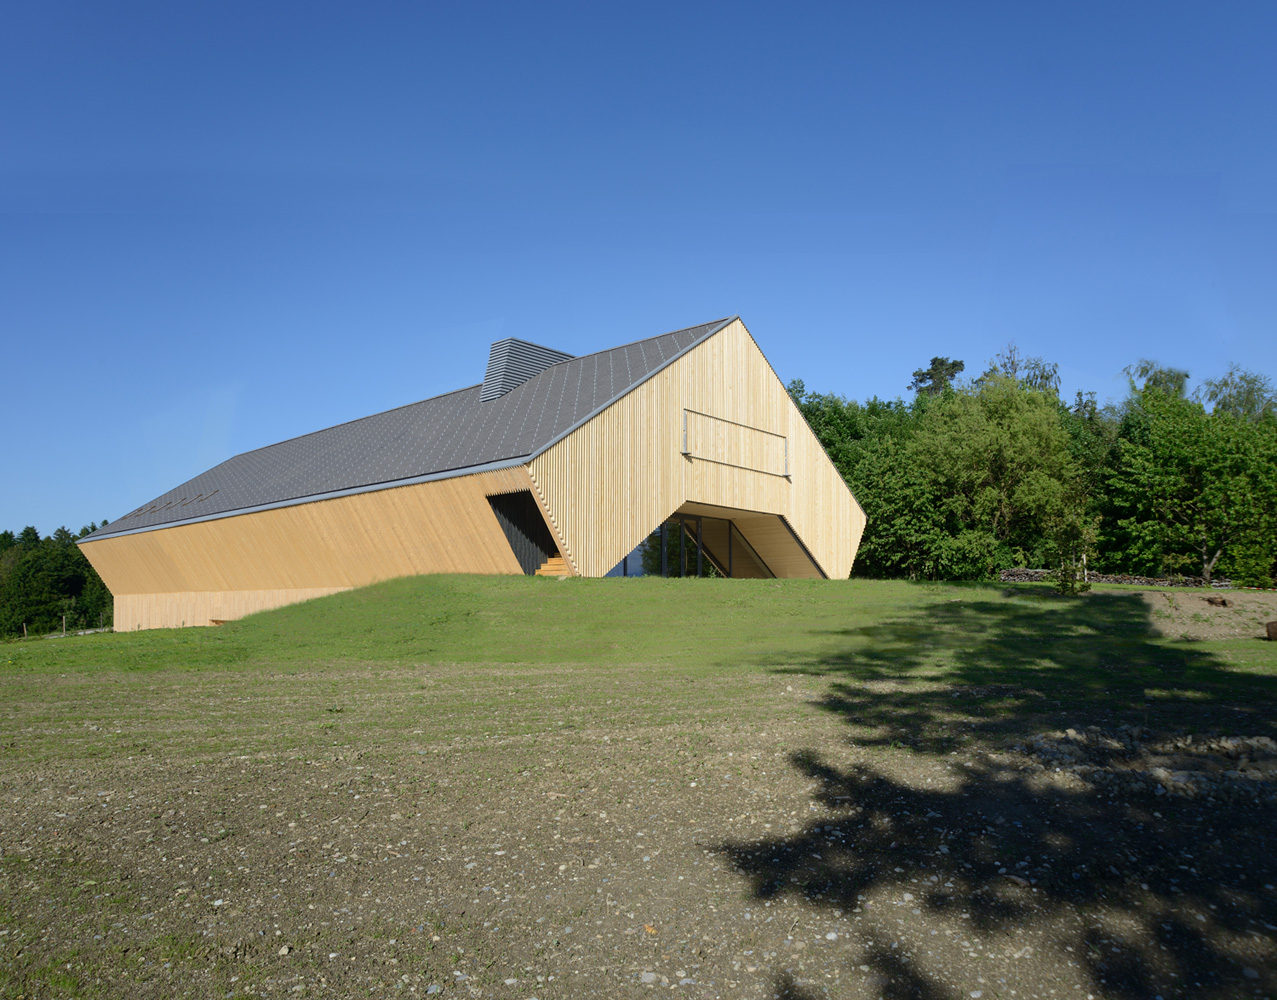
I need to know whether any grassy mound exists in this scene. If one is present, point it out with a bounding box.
[4,575,1275,763]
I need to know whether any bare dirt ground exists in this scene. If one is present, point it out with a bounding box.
[1141,589,1277,642]
[3,700,1275,999]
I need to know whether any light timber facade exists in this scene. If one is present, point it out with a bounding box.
[80,317,866,629]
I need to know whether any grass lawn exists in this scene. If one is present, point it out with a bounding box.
[2,576,1275,999]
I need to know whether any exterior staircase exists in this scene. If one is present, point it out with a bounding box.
[535,554,569,577]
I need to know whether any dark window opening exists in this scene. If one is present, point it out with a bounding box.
[637,515,774,578]
[487,491,559,575]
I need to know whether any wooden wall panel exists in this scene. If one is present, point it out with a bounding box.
[683,409,788,477]
[82,466,546,628]
[115,589,348,631]
[528,319,866,578]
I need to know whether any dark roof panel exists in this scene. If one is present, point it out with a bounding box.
[88,318,733,540]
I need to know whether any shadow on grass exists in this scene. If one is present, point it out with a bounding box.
[774,587,1277,747]
[721,586,1277,999]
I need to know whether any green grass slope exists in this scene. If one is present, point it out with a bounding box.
[3,575,1274,765]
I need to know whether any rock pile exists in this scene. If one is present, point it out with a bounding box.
[1011,725,1277,804]
[999,568,1233,588]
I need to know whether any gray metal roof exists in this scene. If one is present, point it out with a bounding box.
[86,318,734,541]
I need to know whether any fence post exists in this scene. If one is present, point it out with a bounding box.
[62,615,67,636]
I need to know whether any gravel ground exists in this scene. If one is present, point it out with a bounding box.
[3,581,1276,999]
[3,712,1275,1000]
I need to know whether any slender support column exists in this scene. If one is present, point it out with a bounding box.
[678,519,685,578]
[728,521,733,578]
[696,517,703,578]
[661,524,667,578]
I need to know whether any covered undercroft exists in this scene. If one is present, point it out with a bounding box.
[611,502,827,580]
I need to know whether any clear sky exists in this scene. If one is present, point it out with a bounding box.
[3,2,1275,534]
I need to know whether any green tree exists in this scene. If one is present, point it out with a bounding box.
[1108,389,1277,582]
[0,525,114,636]
[1123,359,1190,398]
[788,386,945,578]
[1194,363,1277,424]
[847,434,948,578]
[1060,392,1120,494]
[791,355,1276,586]
[979,344,1061,395]
[907,376,1086,578]
[908,357,965,396]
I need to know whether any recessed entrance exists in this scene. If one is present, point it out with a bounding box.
[616,502,826,579]
[646,514,774,578]
[487,490,560,575]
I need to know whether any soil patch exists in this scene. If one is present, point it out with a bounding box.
[1141,589,1277,642]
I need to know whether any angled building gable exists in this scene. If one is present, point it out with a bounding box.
[528,318,865,579]
[85,318,733,542]
[80,316,864,629]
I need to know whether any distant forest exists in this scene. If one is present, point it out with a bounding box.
[5,348,1276,638]
[1,524,112,637]
[791,348,1277,589]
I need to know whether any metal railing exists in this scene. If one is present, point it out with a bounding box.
[680,408,789,479]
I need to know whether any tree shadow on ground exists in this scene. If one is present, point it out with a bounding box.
[774,587,1277,748]
[721,587,1277,999]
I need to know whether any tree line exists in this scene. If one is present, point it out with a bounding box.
[0,524,113,637]
[790,349,1277,589]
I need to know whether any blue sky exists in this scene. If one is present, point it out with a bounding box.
[3,2,1275,534]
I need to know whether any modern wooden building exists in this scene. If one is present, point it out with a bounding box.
[80,317,866,629]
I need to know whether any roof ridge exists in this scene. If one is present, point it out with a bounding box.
[536,317,734,371]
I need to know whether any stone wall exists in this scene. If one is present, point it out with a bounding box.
[999,568,1233,588]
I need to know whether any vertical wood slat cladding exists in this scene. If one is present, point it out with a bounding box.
[683,409,787,477]
[529,319,866,579]
[115,589,348,631]
[525,459,578,576]
[729,513,823,579]
[81,467,535,627]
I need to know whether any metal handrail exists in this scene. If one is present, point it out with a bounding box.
[681,408,790,479]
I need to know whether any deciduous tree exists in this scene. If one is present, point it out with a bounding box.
[1109,390,1277,582]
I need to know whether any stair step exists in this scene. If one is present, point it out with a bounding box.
[535,555,568,577]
